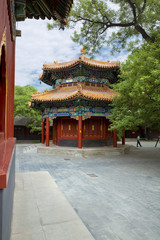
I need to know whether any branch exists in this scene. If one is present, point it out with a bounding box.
[69,18,84,23]
[73,2,154,43]
[75,14,135,28]
[96,5,112,24]
[135,25,153,42]
[103,15,112,24]
[100,26,108,34]
[108,22,134,28]
[84,22,95,37]
[136,0,147,20]
[75,15,106,25]
[125,0,137,23]
[142,0,147,12]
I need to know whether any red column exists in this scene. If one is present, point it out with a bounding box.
[46,117,50,147]
[41,119,44,144]
[104,119,107,146]
[113,130,117,147]
[122,131,125,145]
[78,116,82,148]
[52,119,58,144]
[56,118,59,146]
[52,119,55,144]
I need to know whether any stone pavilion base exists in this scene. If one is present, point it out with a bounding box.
[37,144,135,157]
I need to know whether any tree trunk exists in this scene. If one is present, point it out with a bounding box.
[135,25,153,42]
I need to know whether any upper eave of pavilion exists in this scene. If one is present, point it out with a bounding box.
[31,82,117,103]
[41,54,120,73]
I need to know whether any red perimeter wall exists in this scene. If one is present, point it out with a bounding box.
[0,0,16,189]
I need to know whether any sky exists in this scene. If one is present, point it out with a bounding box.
[15,19,129,92]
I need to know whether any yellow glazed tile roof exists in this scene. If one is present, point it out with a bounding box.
[31,83,117,102]
[42,54,120,71]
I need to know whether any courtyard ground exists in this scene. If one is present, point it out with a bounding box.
[12,140,160,240]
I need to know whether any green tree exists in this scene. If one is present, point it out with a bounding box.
[48,0,160,55]
[110,34,160,135]
[14,85,42,133]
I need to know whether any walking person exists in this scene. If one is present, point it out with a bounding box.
[137,135,142,147]
[155,136,160,147]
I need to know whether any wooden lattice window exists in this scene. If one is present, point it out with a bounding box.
[83,118,103,138]
[61,118,77,138]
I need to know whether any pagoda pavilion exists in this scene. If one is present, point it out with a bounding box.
[30,50,123,148]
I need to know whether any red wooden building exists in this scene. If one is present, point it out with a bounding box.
[0,1,73,239]
[31,50,122,148]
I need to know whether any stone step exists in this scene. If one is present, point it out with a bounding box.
[23,144,38,153]
[37,144,136,157]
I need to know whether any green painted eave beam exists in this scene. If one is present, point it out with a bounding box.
[15,0,26,21]
[15,0,73,21]
[40,66,119,86]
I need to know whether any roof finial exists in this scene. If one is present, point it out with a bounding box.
[54,60,58,65]
[81,48,85,55]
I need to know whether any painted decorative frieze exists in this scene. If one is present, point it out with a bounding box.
[42,106,111,120]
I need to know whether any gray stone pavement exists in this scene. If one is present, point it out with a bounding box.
[11,171,94,240]
[13,140,160,240]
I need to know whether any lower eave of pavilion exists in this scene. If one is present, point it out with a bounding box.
[30,83,117,104]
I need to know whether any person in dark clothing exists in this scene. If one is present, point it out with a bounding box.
[137,135,142,147]
[155,136,160,147]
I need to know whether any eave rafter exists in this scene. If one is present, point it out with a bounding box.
[15,0,73,24]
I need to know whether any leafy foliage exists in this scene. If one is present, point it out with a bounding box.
[14,85,42,133]
[48,0,160,56]
[110,34,160,135]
